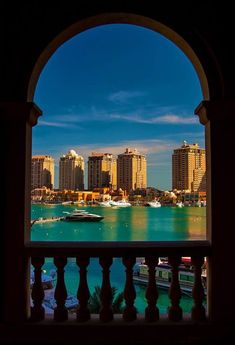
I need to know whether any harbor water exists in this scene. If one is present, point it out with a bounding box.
[31,204,206,314]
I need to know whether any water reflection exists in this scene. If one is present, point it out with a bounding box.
[31,204,206,241]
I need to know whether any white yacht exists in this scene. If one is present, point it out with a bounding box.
[176,201,184,208]
[97,201,112,207]
[146,200,161,208]
[63,209,104,222]
[109,199,131,207]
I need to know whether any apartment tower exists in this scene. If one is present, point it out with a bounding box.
[172,141,206,192]
[31,155,54,190]
[59,149,84,190]
[117,148,147,193]
[88,153,117,190]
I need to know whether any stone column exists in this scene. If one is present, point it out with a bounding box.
[1,102,42,322]
[195,100,235,322]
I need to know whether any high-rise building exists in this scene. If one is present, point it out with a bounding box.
[88,153,117,190]
[117,148,147,193]
[31,155,54,190]
[59,150,84,190]
[172,141,206,192]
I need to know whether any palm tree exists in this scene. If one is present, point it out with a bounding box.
[88,285,124,314]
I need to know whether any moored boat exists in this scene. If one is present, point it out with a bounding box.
[97,201,112,207]
[133,257,206,296]
[109,199,131,207]
[176,201,184,207]
[146,200,161,208]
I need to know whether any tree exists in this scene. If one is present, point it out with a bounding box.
[88,285,124,314]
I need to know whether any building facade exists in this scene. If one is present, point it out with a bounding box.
[88,152,117,190]
[117,148,147,193]
[31,155,54,190]
[172,141,206,192]
[59,149,84,190]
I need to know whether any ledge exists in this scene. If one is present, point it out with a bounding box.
[25,240,211,257]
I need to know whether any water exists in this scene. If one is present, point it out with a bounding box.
[31,204,206,241]
[31,204,206,314]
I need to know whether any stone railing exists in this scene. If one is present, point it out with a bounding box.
[27,241,210,323]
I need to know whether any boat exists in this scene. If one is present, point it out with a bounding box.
[176,201,184,208]
[146,200,161,208]
[109,199,131,207]
[133,257,207,296]
[42,201,62,206]
[194,201,202,207]
[43,295,78,310]
[61,201,73,205]
[63,209,104,222]
[97,201,112,207]
[30,270,55,290]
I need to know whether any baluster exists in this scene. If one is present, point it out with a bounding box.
[76,257,90,322]
[191,256,206,321]
[122,257,137,321]
[54,257,68,321]
[168,256,182,321]
[145,257,159,322]
[99,257,113,322]
[31,257,45,321]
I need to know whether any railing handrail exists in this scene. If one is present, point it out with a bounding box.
[25,240,211,257]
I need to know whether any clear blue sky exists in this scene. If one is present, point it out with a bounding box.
[33,24,204,190]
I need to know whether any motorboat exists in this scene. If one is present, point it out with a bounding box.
[146,200,161,208]
[63,209,104,222]
[97,201,112,207]
[109,199,131,207]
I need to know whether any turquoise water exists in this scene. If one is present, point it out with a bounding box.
[31,205,206,314]
[31,204,206,241]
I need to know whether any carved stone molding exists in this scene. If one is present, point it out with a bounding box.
[0,102,42,127]
[195,100,235,125]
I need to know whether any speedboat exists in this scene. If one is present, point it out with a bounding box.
[63,209,104,222]
[146,200,161,208]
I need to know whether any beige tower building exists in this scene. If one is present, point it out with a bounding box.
[59,149,84,190]
[172,141,206,192]
[88,153,117,190]
[117,148,147,193]
[31,155,54,190]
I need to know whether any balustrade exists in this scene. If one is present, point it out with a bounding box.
[145,256,159,322]
[99,257,113,322]
[31,257,45,321]
[54,257,68,321]
[76,257,90,322]
[29,243,209,324]
[168,256,183,321]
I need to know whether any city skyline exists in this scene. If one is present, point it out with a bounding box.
[32,24,205,190]
[32,141,206,193]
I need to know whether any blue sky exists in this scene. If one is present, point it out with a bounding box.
[33,24,204,190]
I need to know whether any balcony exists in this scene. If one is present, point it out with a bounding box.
[0,241,214,344]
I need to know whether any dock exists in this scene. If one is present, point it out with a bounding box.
[31,216,64,226]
